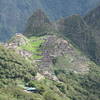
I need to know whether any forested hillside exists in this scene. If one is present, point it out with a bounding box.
[0,33,100,100]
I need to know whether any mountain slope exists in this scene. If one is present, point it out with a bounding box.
[84,5,100,30]
[24,10,100,64]
[57,15,96,63]
[0,44,36,81]
[24,9,56,37]
[0,34,100,100]
[0,0,100,41]
[6,34,90,75]
[84,5,100,64]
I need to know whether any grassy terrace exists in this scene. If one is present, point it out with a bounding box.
[20,36,45,60]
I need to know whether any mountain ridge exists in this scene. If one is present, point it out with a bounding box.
[84,4,100,64]
[0,0,100,41]
[24,9,99,64]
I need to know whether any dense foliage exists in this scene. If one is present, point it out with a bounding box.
[0,45,36,82]
[54,64,100,100]
[0,38,100,100]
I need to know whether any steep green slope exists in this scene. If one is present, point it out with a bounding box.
[0,42,69,100]
[0,34,100,100]
[0,45,36,82]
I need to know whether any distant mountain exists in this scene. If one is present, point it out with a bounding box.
[84,5,100,30]
[0,0,100,41]
[84,5,100,64]
[56,4,100,64]
[57,15,96,63]
[0,0,43,41]
[24,9,56,37]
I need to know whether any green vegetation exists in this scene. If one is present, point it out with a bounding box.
[20,36,45,59]
[0,87,44,100]
[21,37,43,52]
[0,45,36,82]
[0,39,100,100]
[0,32,100,100]
[54,63,100,100]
